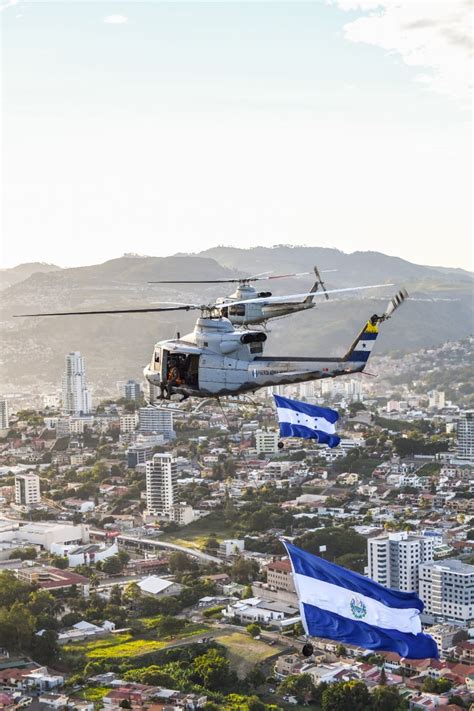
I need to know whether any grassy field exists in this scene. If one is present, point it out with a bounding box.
[85,637,167,660]
[64,624,214,662]
[217,632,284,678]
[161,516,236,550]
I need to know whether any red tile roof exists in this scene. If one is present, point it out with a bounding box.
[268,559,292,572]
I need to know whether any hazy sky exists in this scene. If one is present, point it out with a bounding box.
[2,0,472,270]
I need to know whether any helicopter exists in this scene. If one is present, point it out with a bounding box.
[14,285,408,401]
[149,266,336,326]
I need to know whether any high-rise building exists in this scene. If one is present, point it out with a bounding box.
[368,532,435,593]
[0,399,9,431]
[256,430,279,454]
[146,453,177,514]
[419,559,474,625]
[138,406,174,437]
[120,379,141,401]
[428,390,445,410]
[456,410,474,462]
[62,352,91,415]
[15,472,41,506]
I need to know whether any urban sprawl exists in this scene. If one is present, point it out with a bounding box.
[0,340,473,711]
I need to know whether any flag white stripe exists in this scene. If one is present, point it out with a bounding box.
[276,407,336,434]
[295,572,422,635]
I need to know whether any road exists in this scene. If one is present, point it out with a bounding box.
[99,532,222,563]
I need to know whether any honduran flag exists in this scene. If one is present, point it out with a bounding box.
[274,395,340,448]
[283,541,438,660]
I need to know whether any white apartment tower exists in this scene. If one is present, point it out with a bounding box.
[456,410,474,462]
[62,352,91,415]
[256,430,279,454]
[146,453,177,514]
[15,472,41,506]
[368,532,435,593]
[139,406,174,436]
[428,390,445,410]
[0,399,9,431]
[419,559,474,625]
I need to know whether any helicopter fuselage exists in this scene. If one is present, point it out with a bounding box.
[143,315,371,400]
[215,282,317,325]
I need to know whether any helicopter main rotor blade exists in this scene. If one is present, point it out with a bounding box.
[13,305,199,317]
[216,283,394,309]
[148,269,336,285]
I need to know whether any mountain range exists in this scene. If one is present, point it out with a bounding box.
[0,246,472,397]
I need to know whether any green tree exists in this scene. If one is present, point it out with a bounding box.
[231,556,259,584]
[278,674,315,703]
[8,546,38,561]
[192,649,233,691]
[169,551,197,574]
[102,555,124,575]
[335,644,347,657]
[0,602,35,652]
[156,616,185,638]
[371,686,408,710]
[321,680,372,711]
[246,623,261,638]
[0,571,33,607]
[32,629,59,665]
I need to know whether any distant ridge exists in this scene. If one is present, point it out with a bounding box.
[0,262,61,291]
[1,247,472,394]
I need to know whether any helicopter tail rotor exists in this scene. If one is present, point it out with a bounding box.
[314,265,329,300]
[381,287,409,321]
[303,266,329,304]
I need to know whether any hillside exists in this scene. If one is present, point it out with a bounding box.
[0,248,472,396]
[0,262,61,291]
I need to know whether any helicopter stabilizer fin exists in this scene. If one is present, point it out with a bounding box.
[344,289,408,364]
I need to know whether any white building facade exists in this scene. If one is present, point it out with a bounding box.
[146,453,177,514]
[139,406,174,437]
[0,399,9,431]
[256,430,279,454]
[62,352,91,415]
[419,559,474,625]
[456,410,474,462]
[368,531,435,593]
[15,472,41,506]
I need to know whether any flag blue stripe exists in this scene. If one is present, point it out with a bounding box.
[348,350,371,362]
[286,542,424,612]
[301,602,438,660]
[274,395,339,422]
[279,422,340,448]
[360,331,378,340]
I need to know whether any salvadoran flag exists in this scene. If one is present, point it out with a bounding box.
[283,541,438,660]
[274,395,340,448]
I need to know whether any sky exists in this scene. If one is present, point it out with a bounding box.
[1,0,472,270]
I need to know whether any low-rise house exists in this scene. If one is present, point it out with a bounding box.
[22,667,64,692]
[137,576,182,598]
[38,693,69,709]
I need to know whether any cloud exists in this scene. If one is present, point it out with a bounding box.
[103,15,128,24]
[331,0,473,99]
[0,0,19,13]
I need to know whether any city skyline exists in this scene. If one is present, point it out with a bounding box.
[2,1,472,271]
